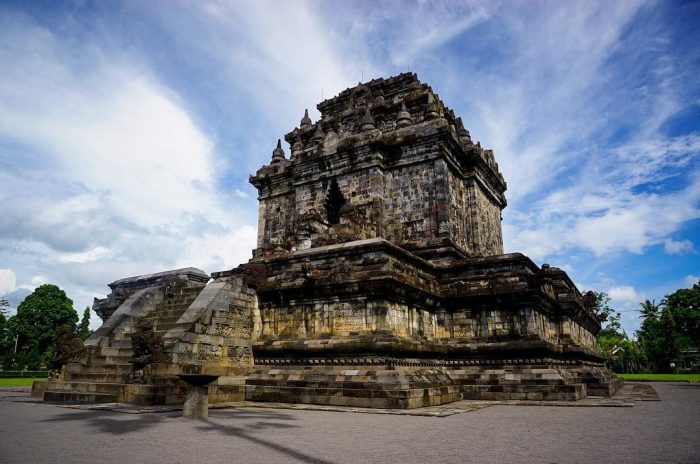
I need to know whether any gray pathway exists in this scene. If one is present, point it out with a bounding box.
[1,382,698,464]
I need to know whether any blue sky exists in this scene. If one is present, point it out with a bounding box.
[0,0,698,335]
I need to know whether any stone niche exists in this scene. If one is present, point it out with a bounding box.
[39,73,620,408]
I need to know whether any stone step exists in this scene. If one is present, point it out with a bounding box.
[65,372,128,383]
[153,322,181,333]
[156,299,195,308]
[45,381,123,394]
[110,339,134,348]
[151,306,188,313]
[244,384,461,409]
[112,349,135,356]
[152,315,184,325]
[134,312,189,325]
[460,383,586,401]
[66,364,132,375]
[44,391,120,404]
[97,346,134,356]
[140,309,187,319]
[87,354,133,363]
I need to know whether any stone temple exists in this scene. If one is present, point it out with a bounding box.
[39,73,621,408]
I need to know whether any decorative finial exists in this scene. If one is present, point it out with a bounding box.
[292,134,303,156]
[458,127,473,148]
[312,122,325,143]
[396,102,412,128]
[426,94,440,119]
[300,109,312,127]
[360,107,376,132]
[271,139,286,163]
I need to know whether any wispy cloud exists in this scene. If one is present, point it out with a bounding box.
[685,275,700,287]
[664,239,695,255]
[0,269,16,295]
[0,10,258,324]
[608,285,646,305]
[59,247,112,264]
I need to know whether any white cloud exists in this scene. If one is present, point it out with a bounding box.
[453,1,652,205]
[664,239,695,255]
[59,247,112,264]
[0,67,218,230]
[193,0,367,124]
[503,136,700,259]
[402,1,700,263]
[0,12,257,315]
[342,1,491,67]
[0,269,16,295]
[30,275,48,288]
[685,275,700,287]
[174,225,257,272]
[608,285,645,304]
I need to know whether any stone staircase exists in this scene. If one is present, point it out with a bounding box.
[43,283,204,404]
[451,361,621,401]
[246,365,462,409]
[570,365,624,397]
[139,285,204,338]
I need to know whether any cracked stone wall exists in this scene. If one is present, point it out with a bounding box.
[559,318,597,349]
[252,73,507,263]
[446,168,504,258]
[384,162,438,246]
[168,276,258,374]
[469,179,504,256]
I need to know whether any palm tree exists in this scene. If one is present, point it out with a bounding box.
[639,299,659,320]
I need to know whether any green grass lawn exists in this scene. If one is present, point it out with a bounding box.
[618,373,700,382]
[0,377,46,387]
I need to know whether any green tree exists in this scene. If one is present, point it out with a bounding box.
[0,298,13,359]
[639,299,659,320]
[589,291,623,337]
[663,280,700,345]
[76,306,91,340]
[587,291,639,372]
[637,309,664,373]
[590,291,622,333]
[10,284,78,357]
[637,281,700,373]
[0,312,8,356]
[659,305,679,372]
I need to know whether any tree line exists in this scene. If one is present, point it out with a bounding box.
[594,280,700,374]
[0,284,91,370]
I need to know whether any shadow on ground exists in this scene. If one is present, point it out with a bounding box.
[667,383,700,390]
[41,410,170,435]
[40,406,331,463]
[200,409,333,464]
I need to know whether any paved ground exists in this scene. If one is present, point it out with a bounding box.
[1,382,698,464]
